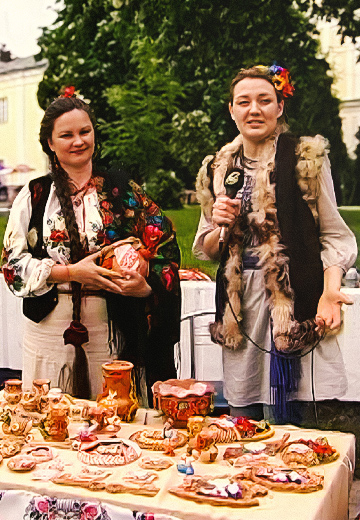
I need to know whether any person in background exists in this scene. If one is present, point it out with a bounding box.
[193,65,357,423]
[2,91,180,402]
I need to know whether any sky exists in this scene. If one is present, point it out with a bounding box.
[0,0,60,58]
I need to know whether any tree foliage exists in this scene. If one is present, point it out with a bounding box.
[37,0,360,202]
[348,129,360,206]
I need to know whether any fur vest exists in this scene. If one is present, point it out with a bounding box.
[195,132,328,352]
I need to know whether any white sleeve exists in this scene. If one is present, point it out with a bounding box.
[317,154,357,272]
[2,184,55,297]
[192,209,217,261]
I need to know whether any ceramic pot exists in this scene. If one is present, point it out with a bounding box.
[41,402,69,442]
[4,379,22,406]
[152,379,214,428]
[97,361,138,422]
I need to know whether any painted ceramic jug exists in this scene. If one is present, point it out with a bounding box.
[40,401,70,442]
[4,379,22,406]
[97,361,138,422]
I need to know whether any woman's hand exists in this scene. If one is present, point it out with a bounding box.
[50,251,123,293]
[212,195,241,228]
[112,268,152,298]
[200,195,241,260]
[316,266,353,331]
[316,289,353,331]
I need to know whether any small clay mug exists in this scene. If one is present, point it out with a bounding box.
[32,379,50,396]
[21,390,38,412]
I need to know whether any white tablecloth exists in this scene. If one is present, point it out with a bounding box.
[0,273,23,370]
[0,409,355,520]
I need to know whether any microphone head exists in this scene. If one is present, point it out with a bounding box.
[224,168,245,199]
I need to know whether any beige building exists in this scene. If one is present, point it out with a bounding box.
[319,21,360,158]
[0,54,48,194]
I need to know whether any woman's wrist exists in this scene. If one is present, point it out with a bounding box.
[49,264,72,283]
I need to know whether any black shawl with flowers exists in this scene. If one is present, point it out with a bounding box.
[95,170,181,402]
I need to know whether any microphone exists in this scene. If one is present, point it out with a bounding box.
[219,169,245,250]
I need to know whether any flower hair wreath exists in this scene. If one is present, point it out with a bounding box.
[255,64,295,98]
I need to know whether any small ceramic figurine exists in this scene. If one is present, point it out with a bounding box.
[162,435,180,457]
[0,438,25,458]
[0,409,33,437]
[190,427,218,463]
[21,390,38,413]
[83,406,120,434]
[177,454,195,475]
[162,417,175,439]
[187,416,205,438]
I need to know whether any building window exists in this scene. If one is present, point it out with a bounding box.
[0,98,8,124]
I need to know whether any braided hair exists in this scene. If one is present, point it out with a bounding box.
[39,97,98,397]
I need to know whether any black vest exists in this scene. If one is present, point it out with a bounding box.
[274,133,324,322]
[22,175,58,322]
[215,133,324,324]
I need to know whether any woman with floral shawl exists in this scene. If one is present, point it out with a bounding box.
[1,94,180,402]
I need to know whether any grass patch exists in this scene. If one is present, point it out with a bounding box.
[165,205,218,279]
[0,213,8,254]
[339,208,360,269]
[1,206,359,276]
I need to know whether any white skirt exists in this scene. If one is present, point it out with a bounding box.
[222,269,348,407]
[22,293,112,399]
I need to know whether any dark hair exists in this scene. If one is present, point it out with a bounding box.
[229,66,284,105]
[40,96,97,157]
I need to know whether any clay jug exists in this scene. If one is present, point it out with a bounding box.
[4,379,22,406]
[97,361,138,422]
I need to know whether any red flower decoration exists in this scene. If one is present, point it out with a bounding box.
[101,200,111,210]
[102,213,114,226]
[142,225,163,250]
[81,504,100,520]
[34,497,49,513]
[235,416,256,435]
[2,266,15,285]
[63,86,76,98]
[50,230,68,242]
[161,263,178,291]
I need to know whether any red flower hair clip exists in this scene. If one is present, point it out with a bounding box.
[61,86,76,98]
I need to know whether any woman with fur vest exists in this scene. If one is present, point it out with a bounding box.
[192,65,357,422]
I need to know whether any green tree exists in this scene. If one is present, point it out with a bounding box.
[99,31,184,180]
[37,0,360,200]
